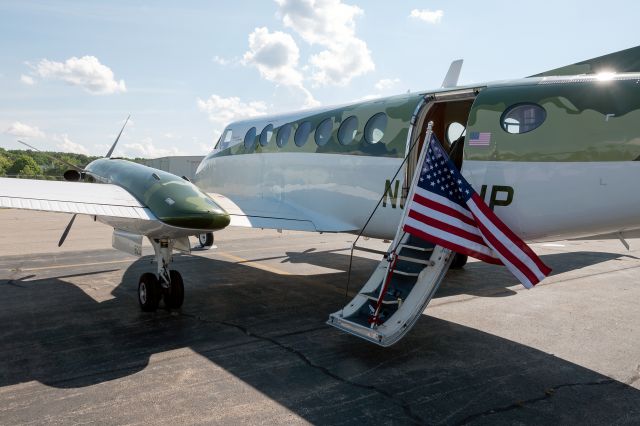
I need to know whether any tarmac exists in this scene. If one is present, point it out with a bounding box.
[0,209,639,425]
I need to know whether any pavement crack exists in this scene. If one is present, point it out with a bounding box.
[179,311,426,425]
[456,379,617,425]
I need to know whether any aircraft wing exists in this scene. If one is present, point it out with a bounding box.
[208,192,358,233]
[0,177,154,220]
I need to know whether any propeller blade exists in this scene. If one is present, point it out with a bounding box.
[17,140,84,172]
[105,115,130,158]
[58,214,77,247]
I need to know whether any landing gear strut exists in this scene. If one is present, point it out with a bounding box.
[136,238,185,311]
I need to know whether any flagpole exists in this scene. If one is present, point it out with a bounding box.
[390,121,434,248]
[370,121,436,327]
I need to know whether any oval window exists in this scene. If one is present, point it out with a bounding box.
[259,124,273,147]
[277,123,292,147]
[447,122,465,144]
[315,118,333,146]
[244,127,257,150]
[338,116,358,145]
[294,121,312,147]
[364,112,388,144]
[500,103,547,134]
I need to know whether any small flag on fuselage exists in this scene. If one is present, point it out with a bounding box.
[402,134,551,288]
[468,131,491,146]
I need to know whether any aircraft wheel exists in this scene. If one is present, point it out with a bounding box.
[198,232,214,249]
[164,270,184,309]
[450,253,468,270]
[138,272,161,312]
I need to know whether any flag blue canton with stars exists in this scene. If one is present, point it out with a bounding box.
[417,135,474,207]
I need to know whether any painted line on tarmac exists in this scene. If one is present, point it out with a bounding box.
[216,251,292,276]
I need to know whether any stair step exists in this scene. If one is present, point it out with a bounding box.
[399,244,433,253]
[396,255,435,266]
[360,290,402,305]
[393,269,420,277]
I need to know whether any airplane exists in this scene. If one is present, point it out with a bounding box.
[192,45,640,345]
[2,45,639,346]
[0,122,230,312]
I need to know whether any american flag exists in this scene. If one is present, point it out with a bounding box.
[402,134,551,288]
[469,131,491,146]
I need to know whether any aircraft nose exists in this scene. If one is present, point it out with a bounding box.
[160,210,230,231]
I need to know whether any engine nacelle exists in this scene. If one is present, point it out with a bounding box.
[63,169,82,181]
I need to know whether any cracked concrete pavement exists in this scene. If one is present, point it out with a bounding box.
[0,210,639,425]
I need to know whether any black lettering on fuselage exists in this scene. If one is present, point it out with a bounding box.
[489,185,514,210]
[382,180,512,210]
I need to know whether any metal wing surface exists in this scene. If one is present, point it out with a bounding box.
[207,192,357,233]
[0,178,154,220]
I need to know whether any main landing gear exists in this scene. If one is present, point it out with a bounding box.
[137,238,185,311]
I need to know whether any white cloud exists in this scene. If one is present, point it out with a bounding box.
[213,55,231,66]
[197,94,268,128]
[409,9,444,24]
[54,134,89,155]
[20,74,35,85]
[33,56,126,95]
[374,78,400,91]
[243,27,318,107]
[122,137,184,158]
[5,121,45,139]
[275,0,374,86]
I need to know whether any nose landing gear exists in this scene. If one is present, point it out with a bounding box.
[137,238,185,311]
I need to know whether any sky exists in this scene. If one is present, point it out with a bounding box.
[1,0,638,158]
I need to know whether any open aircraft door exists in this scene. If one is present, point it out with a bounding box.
[328,88,482,346]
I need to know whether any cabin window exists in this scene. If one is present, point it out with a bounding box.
[244,127,257,150]
[501,103,547,134]
[260,124,274,147]
[315,118,333,146]
[364,112,388,144]
[277,123,292,147]
[338,116,358,145]
[294,121,312,147]
[446,122,466,144]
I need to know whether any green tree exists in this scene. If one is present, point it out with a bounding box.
[7,154,42,176]
[0,153,10,175]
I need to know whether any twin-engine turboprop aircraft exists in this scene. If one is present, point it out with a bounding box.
[1,125,230,311]
[2,45,639,345]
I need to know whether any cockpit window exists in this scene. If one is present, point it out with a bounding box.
[217,128,233,150]
[501,103,547,134]
[244,127,257,150]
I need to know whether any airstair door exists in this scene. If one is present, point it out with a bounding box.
[328,122,453,346]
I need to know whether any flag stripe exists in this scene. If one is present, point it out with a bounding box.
[407,209,486,245]
[470,194,552,276]
[408,202,482,237]
[469,194,549,281]
[412,192,477,228]
[403,223,501,264]
[414,186,474,220]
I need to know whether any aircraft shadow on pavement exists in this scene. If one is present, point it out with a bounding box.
[0,249,638,424]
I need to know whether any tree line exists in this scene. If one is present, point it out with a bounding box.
[0,148,144,179]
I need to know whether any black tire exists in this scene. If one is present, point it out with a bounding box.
[138,272,161,312]
[450,253,468,270]
[164,270,184,309]
[198,232,214,248]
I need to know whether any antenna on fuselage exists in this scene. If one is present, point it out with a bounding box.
[441,59,463,88]
[105,115,130,158]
